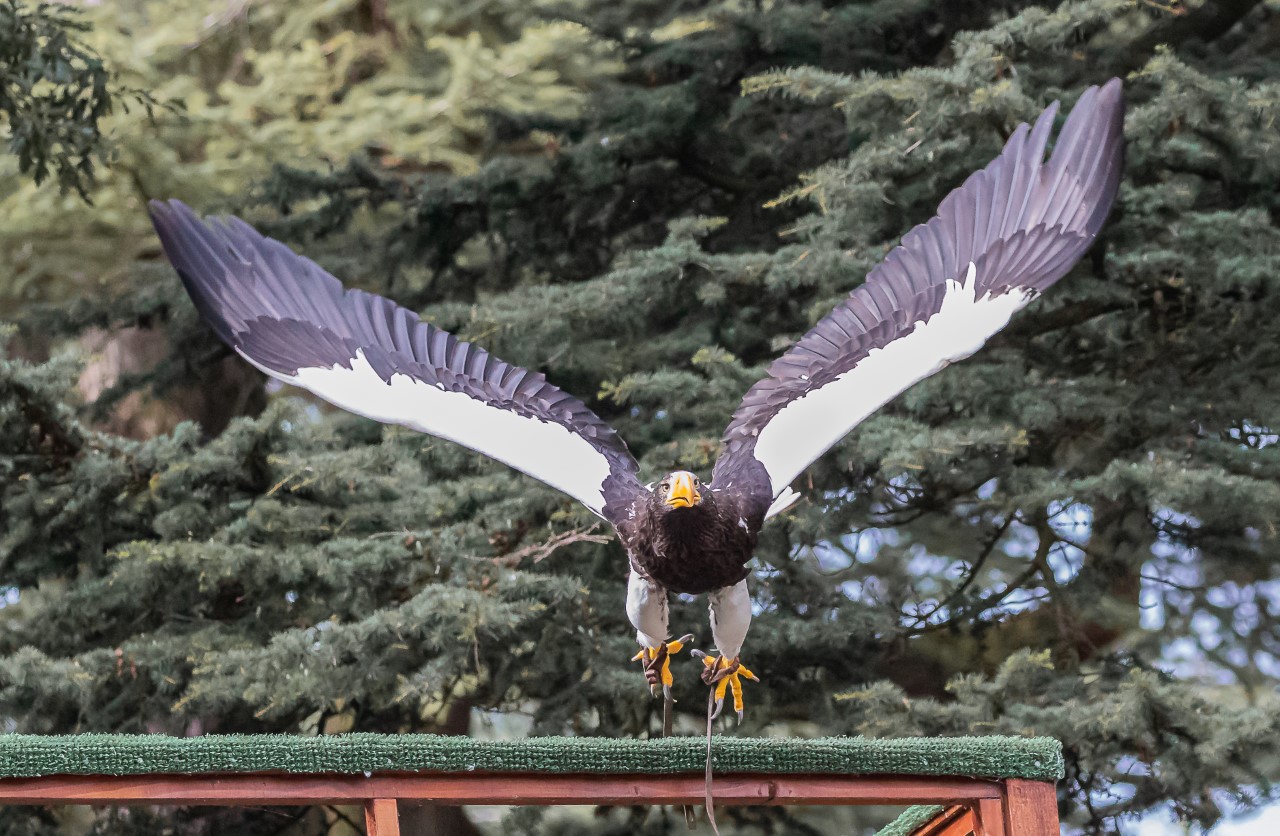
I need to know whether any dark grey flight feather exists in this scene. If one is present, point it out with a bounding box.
[149,199,642,522]
[712,79,1126,513]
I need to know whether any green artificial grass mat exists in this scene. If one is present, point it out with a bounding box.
[0,735,1061,781]
[875,805,946,836]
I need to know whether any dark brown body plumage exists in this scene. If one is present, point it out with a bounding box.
[618,488,762,594]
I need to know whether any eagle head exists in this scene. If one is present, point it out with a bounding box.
[656,470,702,510]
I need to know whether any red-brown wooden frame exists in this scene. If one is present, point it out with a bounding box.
[0,772,1059,835]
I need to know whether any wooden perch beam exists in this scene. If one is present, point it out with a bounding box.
[0,772,1002,806]
[0,773,1060,835]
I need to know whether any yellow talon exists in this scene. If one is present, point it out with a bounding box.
[633,635,693,695]
[698,654,759,721]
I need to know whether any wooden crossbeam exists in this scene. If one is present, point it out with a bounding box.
[0,773,1060,835]
[0,772,1002,806]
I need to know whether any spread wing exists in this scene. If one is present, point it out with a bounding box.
[150,200,643,522]
[712,79,1125,519]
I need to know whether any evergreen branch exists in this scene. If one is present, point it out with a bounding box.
[536,5,654,52]
[905,558,1046,637]
[1123,0,1266,71]
[0,0,166,199]
[1000,298,1129,341]
[485,524,611,568]
[4,374,83,459]
[909,516,1015,627]
[740,67,859,105]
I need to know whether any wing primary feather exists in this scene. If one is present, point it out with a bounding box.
[985,126,1020,245]
[1006,102,1058,238]
[952,186,978,270]
[210,219,297,323]
[1034,87,1096,229]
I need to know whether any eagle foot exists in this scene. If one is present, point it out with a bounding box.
[632,634,694,697]
[692,651,759,721]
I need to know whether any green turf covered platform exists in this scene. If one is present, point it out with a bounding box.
[0,734,1062,781]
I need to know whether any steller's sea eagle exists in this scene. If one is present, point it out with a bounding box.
[150,79,1124,721]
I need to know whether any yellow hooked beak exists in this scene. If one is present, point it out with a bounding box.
[664,472,701,508]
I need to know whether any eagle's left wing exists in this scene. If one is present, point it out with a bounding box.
[150,200,643,522]
[712,80,1125,519]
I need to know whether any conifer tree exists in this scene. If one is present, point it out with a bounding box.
[4,1,1280,834]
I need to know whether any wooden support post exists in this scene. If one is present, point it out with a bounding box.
[1002,779,1058,836]
[976,797,1007,836]
[364,798,400,836]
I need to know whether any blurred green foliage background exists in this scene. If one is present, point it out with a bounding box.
[3,0,1280,833]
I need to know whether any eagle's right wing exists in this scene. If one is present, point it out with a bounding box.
[711,80,1125,518]
[150,200,644,522]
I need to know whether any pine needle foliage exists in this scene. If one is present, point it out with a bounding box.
[5,0,1280,834]
[0,1,114,199]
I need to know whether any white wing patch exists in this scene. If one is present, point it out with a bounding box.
[752,263,1028,494]
[239,348,615,516]
[764,486,802,519]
